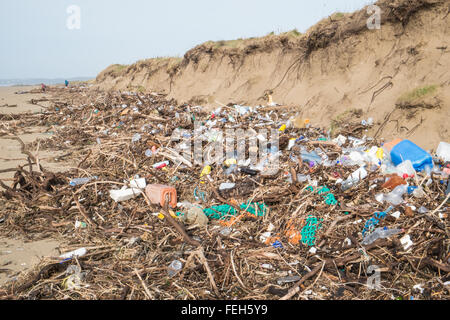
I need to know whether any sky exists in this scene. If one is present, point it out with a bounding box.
[0,0,375,79]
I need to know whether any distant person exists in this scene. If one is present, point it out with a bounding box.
[65,80,69,87]
[41,83,46,92]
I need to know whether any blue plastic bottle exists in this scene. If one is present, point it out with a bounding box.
[390,140,433,172]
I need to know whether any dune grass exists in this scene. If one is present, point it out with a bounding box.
[397,85,438,104]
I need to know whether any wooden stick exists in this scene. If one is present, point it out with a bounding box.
[134,268,153,299]
[196,247,220,296]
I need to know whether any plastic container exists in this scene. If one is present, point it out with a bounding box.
[376,184,408,205]
[301,150,322,165]
[412,186,426,198]
[225,164,237,176]
[362,227,403,245]
[131,133,141,142]
[109,188,142,202]
[240,167,259,176]
[436,141,450,162]
[390,140,433,172]
[383,138,402,153]
[60,248,87,260]
[167,260,183,277]
[341,167,368,191]
[130,178,146,189]
[219,182,235,191]
[349,166,368,181]
[153,160,169,169]
[69,176,98,186]
[395,160,416,177]
[145,184,177,208]
[277,276,301,285]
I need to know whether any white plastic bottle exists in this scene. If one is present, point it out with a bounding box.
[362,227,403,245]
[341,167,368,191]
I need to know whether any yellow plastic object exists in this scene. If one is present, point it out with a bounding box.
[376,148,384,159]
[157,210,177,220]
[279,124,286,132]
[200,165,211,177]
[224,158,237,167]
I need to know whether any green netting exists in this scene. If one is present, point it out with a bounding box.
[202,201,268,220]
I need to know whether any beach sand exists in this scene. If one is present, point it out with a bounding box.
[0,86,69,184]
[0,86,66,288]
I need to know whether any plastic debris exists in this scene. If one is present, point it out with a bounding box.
[59,248,87,260]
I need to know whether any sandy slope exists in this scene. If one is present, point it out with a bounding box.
[95,0,450,150]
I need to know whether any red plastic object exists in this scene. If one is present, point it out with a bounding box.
[145,184,177,208]
[155,163,167,169]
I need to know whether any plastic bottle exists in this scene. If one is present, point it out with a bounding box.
[60,248,87,260]
[412,186,426,198]
[225,164,237,176]
[418,206,429,214]
[362,227,403,245]
[396,160,416,177]
[240,167,259,176]
[377,184,408,205]
[297,174,311,183]
[131,133,141,143]
[145,149,153,157]
[153,160,169,169]
[407,186,418,194]
[167,260,183,277]
[301,150,322,165]
[277,276,301,285]
[69,176,98,186]
[341,167,368,191]
[436,141,450,162]
[333,135,347,146]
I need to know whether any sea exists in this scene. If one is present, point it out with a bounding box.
[0,77,92,87]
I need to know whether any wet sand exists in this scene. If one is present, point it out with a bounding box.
[0,86,68,184]
[0,238,59,287]
[0,86,66,288]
